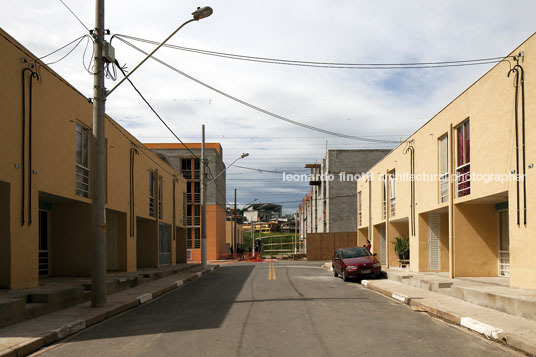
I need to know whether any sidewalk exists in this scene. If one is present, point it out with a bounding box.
[0,265,219,357]
[321,263,536,355]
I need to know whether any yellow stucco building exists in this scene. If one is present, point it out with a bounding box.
[357,32,536,289]
[0,29,187,289]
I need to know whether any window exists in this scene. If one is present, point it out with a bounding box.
[357,191,362,226]
[438,134,449,202]
[75,122,91,197]
[389,170,396,217]
[158,175,163,219]
[455,121,470,197]
[149,171,155,217]
[181,158,192,179]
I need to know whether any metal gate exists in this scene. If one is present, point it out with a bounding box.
[379,225,386,265]
[429,214,440,271]
[498,211,509,277]
[38,210,50,276]
[159,223,171,266]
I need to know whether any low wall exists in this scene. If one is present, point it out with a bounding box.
[307,232,358,260]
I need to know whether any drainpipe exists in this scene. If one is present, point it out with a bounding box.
[448,123,455,279]
[386,169,390,269]
[129,147,138,237]
[21,68,39,226]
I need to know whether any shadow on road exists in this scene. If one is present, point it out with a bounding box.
[72,265,255,341]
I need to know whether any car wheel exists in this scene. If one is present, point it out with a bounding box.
[333,266,338,277]
[342,270,348,282]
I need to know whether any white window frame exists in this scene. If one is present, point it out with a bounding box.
[158,175,163,219]
[389,170,396,217]
[75,122,91,198]
[149,170,156,217]
[438,134,449,203]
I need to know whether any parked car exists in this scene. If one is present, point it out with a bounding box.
[332,247,382,281]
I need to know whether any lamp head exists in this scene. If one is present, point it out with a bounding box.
[241,153,250,158]
[192,6,213,20]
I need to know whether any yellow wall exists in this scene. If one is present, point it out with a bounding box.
[356,32,536,288]
[0,29,187,288]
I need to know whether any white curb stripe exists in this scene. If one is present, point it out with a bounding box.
[176,280,184,287]
[460,317,504,339]
[53,319,86,339]
[392,292,409,303]
[137,293,153,304]
[196,272,203,278]
[361,280,369,287]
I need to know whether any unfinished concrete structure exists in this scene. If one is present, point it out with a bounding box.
[299,150,390,238]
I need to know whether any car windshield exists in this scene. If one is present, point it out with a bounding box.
[341,247,370,259]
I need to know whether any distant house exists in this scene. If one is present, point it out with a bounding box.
[243,203,282,223]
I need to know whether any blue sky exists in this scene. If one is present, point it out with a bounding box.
[2,0,536,214]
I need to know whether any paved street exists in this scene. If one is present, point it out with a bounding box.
[35,262,520,357]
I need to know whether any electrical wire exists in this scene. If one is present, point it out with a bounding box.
[57,0,91,33]
[39,35,87,60]
[115,62,233,207]
[115,34,509,70]
[115,37,400,144]
[43,36,89,65]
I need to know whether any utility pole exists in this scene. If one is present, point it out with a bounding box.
[201,125,207,269]
[294,212,298,255]
[251,220,254,257]
[91,0,107,308]
[234,188,237,258]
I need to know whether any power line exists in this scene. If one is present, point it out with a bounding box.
[57,0,91,33]
[115,34,509,70]
[115,63,233,207]
[115,36,400,144]
[39,35,88,61]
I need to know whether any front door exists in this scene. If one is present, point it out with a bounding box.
[38,210,50,276]
[379,225,386,265]
[429,214,440,271]
[499,211,509,277]
[107,213,118,270]
[159,223,171,266]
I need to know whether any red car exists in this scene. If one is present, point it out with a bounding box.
[332,247,382,281]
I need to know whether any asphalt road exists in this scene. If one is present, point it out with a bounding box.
[35,262,521,357]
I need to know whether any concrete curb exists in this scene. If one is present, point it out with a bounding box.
[0,265,220,357]
[360,280,536,356]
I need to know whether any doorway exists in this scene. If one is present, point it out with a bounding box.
[107,212,118,270]
[38,209,51,276]
[159,223,171,266]
[498,210,509,277]
[379,224,386,265]
[428,214,440,271]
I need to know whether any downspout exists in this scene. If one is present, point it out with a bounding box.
[508,65,521,226]
[385,170,390,269]
[403,140,415,236]
[448,123,455,279]
[129,147,138,237]
[516,64,527,226]
[368,174,372,247]
[21,68,38,226]
[28,70,38,226]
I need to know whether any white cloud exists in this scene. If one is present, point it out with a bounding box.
[2,0,535,210]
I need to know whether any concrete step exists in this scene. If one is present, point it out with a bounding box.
[0,264,202,330]
[384,270,536,321]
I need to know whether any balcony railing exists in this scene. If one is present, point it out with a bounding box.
[390,197,396,217]
[456,163,471,197]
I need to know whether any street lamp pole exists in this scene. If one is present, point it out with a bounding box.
[90,3,213,307]
[201,124,207,269]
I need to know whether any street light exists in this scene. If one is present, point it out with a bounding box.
[208,152,249,184]
[106,6,213,98]
[90,4,213,307]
